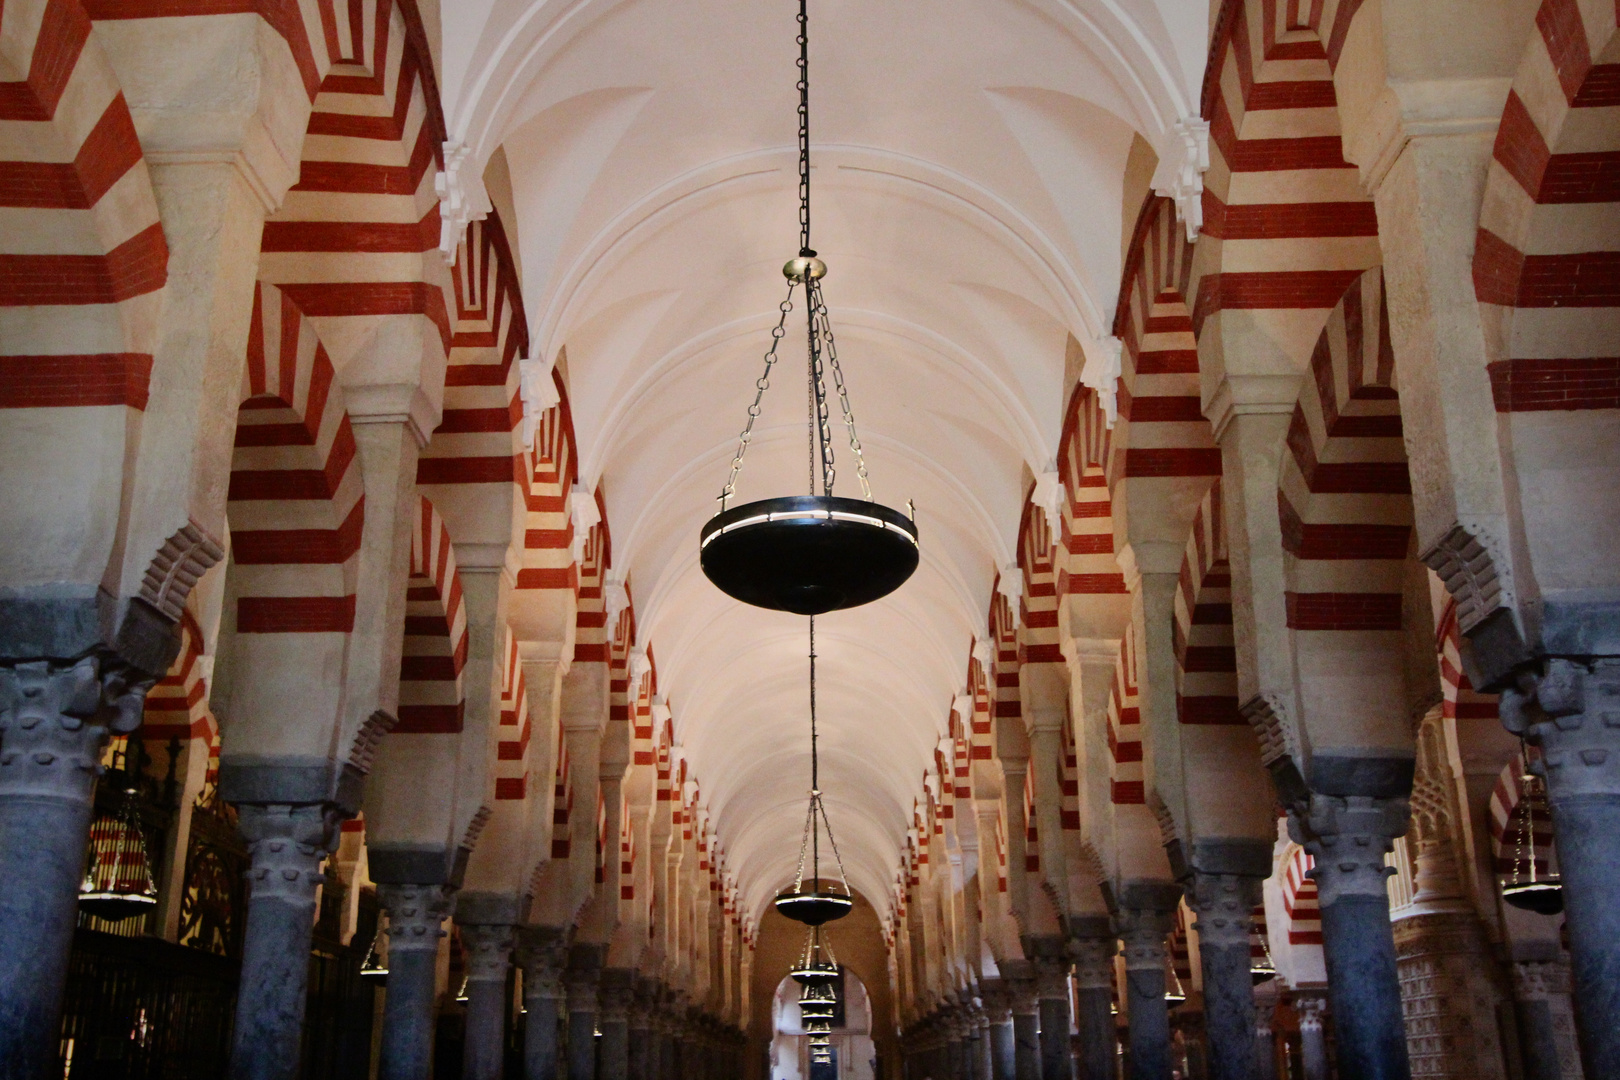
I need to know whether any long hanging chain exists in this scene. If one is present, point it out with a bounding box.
[719,284,797,509]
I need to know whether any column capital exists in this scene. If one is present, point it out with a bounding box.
[379,882,454,956]
[1115,901,1177,973]
[1287,794,1409,906]
[1067,933,1118,990]
[598,968,635,1024]
[459,922,516,984]
[0,653,156,803]
[1294,992,1327,1032]
[517,925,569,999]
[237,802,344,905]
[1512,958,1572,1000]
[1501,657,1620,799]
[1186,871,1263,949]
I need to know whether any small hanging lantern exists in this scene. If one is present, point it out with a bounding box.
[1501,744,1562,915]
[792,926,842,988]
[455,974,470,1003]
[78,766,160,921]
[1249,923,1277,985]
[698,0,918,616]
[361,926,389,982]
[775,619,855,925]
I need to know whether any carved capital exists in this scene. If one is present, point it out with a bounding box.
[518,930,569,999]
[1288,794,1410,907]
[1295,993,1327,1032]
[0,654,157,803]
[1115,906,1176,972]
[238,803,341,907]
[598,972,635,1024]
[1068,934,1118,990]
[1512,959,1571,1000]
[1501,658,1620,800]
[1187,872,1263,949]
[459,922,516,984]
[378,882,453,955]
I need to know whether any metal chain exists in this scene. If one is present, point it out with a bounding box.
[718,282,798,508]
[797,0,811,257]
[808,293,835,495]
[809,278,873,500]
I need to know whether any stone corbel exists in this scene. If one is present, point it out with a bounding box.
[1079,336,1123,427]
[996,566,1024,629]
[1029,467,1064,539]
[436,141,492,266]
[569,490,601,565]
[1153,117,1211,242]
[518,354,561,452]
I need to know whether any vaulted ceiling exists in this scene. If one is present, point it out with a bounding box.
[436,0,1212,920]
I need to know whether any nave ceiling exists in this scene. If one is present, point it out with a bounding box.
[431,0,1214,921]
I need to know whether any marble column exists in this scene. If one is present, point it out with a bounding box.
[1117,892,1178,1080]
[1011,979,1042,1080]
[983,982,1017,1080]
[377,883,454,1080]
[227,802,343,1080]
[1295,994,1329,1080]
[1068,928,1117,1080]
[1187,873,1263,1080]
[629,979,655,1080]
[459,922,516,1080]
[0,652,157,1078]
[974,1006,995,1080]
[597,968,633,1080]
[1032,946,1075,1080]
[658,1010,678,1080]
[1289,795,1411,1080]
[565,956,601,1080]
[1253,985,1278,1080]
[1510,958,1579,1080]
[1500,658,1620,1076]
[519,928,566,1080]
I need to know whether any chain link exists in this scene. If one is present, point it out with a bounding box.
[809,278,873,500]
[718,282,798,508]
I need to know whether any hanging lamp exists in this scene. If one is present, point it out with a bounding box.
[791,925,842,985]
[699,0,918,616]
[775,619,855,925]
[78,762,160,921]
[1249,924,1277,985]
[1501,743,1562,915]
[1163,953,1187,1005]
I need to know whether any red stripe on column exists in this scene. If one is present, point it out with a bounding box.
[416,456,520,484]
[1493,92,1551,198]
[0,353,151,408]
[260,206,439,253]
[1228,137,1352,172]
[1206,199,1378,240]
[1535,0,1593,105]
[1539,151,1620,202]
[293,161,419,195]
[277,282,450,352]
[1245,81,1338,110]
[1122,448,1223,477]
[0,221,168,305]
[1488,358,1620,410]
[0,0,91,120]
[1178,695,1243,724]
[1284,592,1403,630]
[394,703,465,733]
[237,594,356,632]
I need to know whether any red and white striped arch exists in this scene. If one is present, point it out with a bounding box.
[494,629,529,800]
[1476,0,1620,413]
[231,283,364,635]
[1277,268,1411,634]
[0,0,169,585]
[1107,629,1145,806]
[1280,845,1321,945]
[1195,0,1381,351]
[396,494,466,733]
[1174,481,1239,728]
[141,609,215,747]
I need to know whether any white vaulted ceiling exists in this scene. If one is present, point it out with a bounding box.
[437,0,1210,921]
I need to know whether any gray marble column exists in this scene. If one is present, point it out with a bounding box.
[1068,929,1116,1080]
[1295,994,1328,1080]
[1032,943,1075,1080]
[974,1006,995,1080]
[519,928,566,1080]
[1253,987,1278,1080]
[629,979,655,1080]
[0,652,156,1079]
[228,802,342,1080]
[657,1012,678,1080]
[1289,794,1411,1080]
[459,922,515,1080]
[1187,872,1263,1080]
[1011,979,1041,1080]
[377,882,454,1080]
[565,957,601,1080]
[1117,888,1179,1080]
[597,968,633,1080]
[1510,958,1577,1080]
[983,982,1017,1080]
[1500,657,1620,1077]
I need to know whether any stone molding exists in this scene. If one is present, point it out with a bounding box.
[0,654,156,803]
[379,882,454,955]
[1501,658,1620,800]
[1288,794,1410,907]
[237,803,343,907]
[1068,935,1118,990]
[459,922,515,984]
[1188,872,1262,949]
